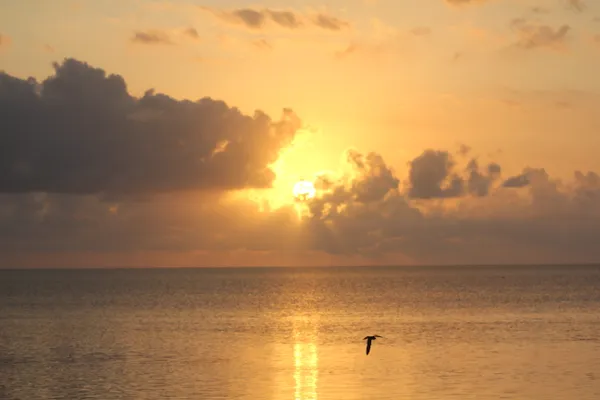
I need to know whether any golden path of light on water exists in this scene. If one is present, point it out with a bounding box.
[293,317,319,400]
[293,342,318,400]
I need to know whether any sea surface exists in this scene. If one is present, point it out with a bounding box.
[1,265,600,400]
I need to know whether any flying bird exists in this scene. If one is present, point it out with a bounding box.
[363,335,383,355]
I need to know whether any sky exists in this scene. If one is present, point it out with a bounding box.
[1,0,600,268]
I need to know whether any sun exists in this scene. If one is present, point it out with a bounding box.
[293,180,316,200]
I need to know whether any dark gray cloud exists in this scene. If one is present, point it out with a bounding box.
[502,168,544,188]
[131,30,173,45]
[407,150,464,199]
[300,150,600,263]
[509,19,571,50]
[466,159,501,197]
[0,58,302,195]
[2,58,600,266]
[202,7,349,31]
[2,142,600,266]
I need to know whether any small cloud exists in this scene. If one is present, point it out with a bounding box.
[201,7,350,32]
[131,30,173,45]
[566,0,585,12]
[266,10,303,29]
[410,26,432,36]
[503,173,529,188]
[335,43,359,59]
[457,143,471,156]
[531,7,550,14]
[509,19,571,51]
[183,27,199,40]
[312,13,350,31]
[228,8,266,29]
[251,38,272,51]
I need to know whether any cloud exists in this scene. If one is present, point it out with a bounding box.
[503,171,531,188]
[201,7,349,32]
[410,27,432,36]
[509,19,571,51]
[335,43,360,59]
[251,38,273,51]
[531,7,550,15]
[300,150,600,263]
[2,142,600,265]
[183,27,200,40]
[3,58,600,267]
[312,13,350,31]
[0,58,302,195]
[404,150,501,199]
[131,30,173,45]
[566,0,586,12]
[267,10,303,29]
[407,150,464,199]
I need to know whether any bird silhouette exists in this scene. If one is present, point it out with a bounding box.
[363,335,383,355]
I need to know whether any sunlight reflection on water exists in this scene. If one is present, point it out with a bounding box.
[292,314,319,400]
[294,342,318,400]
[2,267,600,400]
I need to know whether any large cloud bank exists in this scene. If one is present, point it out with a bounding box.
[1,59,599,266]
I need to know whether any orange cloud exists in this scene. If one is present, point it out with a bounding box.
[131,30,174,45]
[509,19,571,51]
[200,7,350,32]
[183,27,200,40]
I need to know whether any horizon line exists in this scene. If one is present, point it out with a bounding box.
[1,262,600,271]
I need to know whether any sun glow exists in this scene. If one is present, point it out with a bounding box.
[293,180,316,200]
[234,127,332,213]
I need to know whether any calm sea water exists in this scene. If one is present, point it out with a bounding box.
[1,265,600,400]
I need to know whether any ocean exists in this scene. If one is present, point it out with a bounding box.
[1,265,599,400]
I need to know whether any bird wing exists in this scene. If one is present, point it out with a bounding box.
[366,338,372,355]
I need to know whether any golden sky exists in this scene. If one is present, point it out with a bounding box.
[1,0,600,267]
